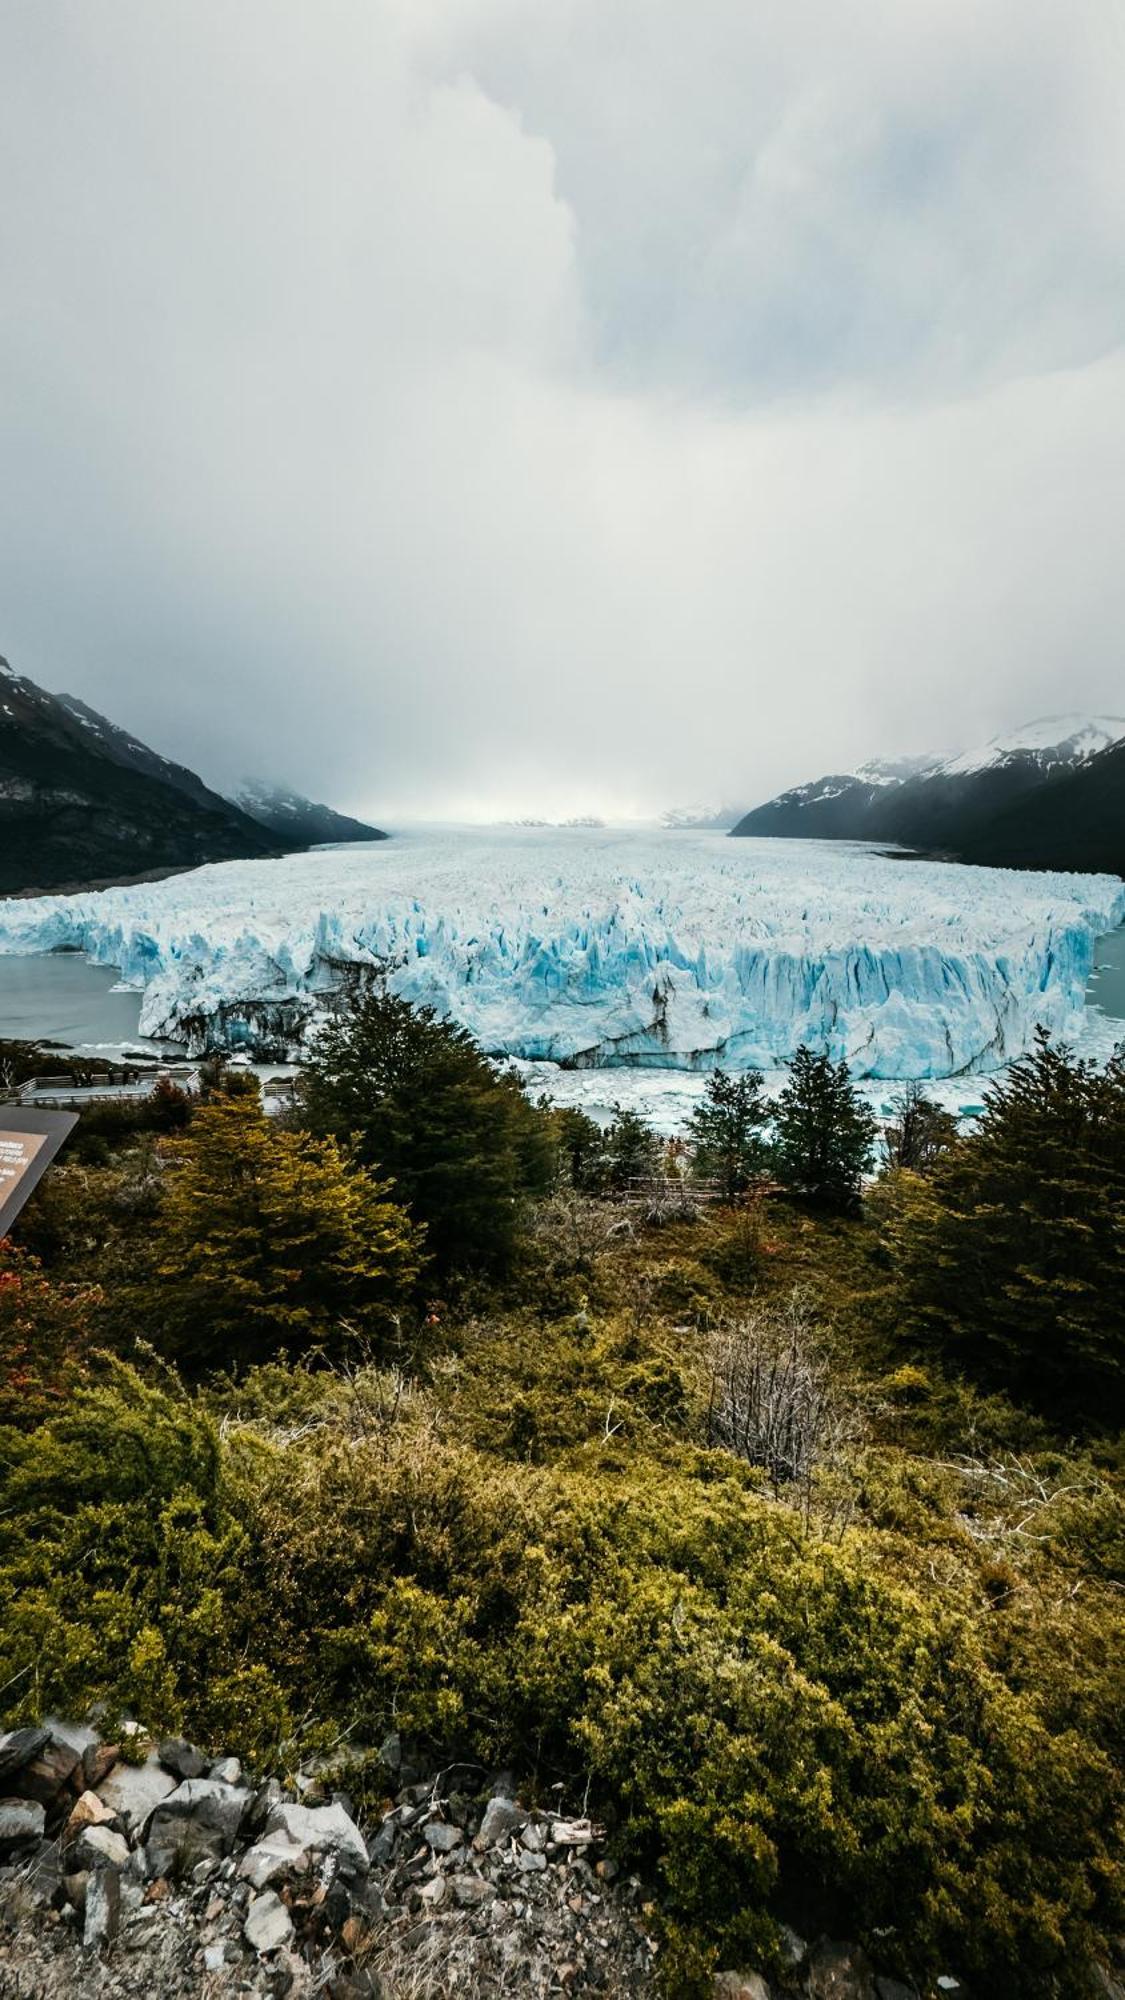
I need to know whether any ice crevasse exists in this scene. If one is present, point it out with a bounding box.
[0,829,1121,1079]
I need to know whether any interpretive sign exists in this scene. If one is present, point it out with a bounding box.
[0,1109,79,1238]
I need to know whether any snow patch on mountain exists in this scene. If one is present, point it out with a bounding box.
[939,715,1125,779]
[0,829,1121,1079]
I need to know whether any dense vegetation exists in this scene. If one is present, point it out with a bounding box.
[1,1007,1123,1996]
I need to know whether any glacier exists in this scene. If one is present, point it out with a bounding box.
[0,827,1121,1081]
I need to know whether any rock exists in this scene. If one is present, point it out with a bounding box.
[450,1872,495,1908]
[521,1822,547,1853]
[145,1777,252,1873]
[203,1942,228,1972]
[72,1823,131,1871]
[97,1755,177,1835]
[419,1874,447,1908]
[82,1743,120,1790]
[550,1818,596,1847]
[875,1981,920,2000]
[423,1819,462,1853]
[714,1976,772,2000]
[518,1848,547,1873]
[239,1830,312,1891]
[82,1864,120,1949]
[210,1755,242,1785]
[244,1887,295,1955]
[806,1941,877,2000]
[476,1795,528,1847]
[11,1732,82,1810]
[0,1727,49,1783]
[0,1796,46,1853]
[265,1798,368,1876]
[157,1737,207,1782]
[378,1731,402,1773]
[779,1927,808,1969]
[1092,1971,1125,2000]
[63,1788,119,1844]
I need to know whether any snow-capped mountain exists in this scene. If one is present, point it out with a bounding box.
[230,778,386,848]
[0,657,285,894]
[938,714,1125,779]
[661,803,744,831]
[732,715,1125,875]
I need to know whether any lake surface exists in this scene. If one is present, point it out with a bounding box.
[0,952,182,1054]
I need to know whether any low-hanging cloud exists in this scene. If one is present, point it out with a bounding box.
[1,0,1123,821]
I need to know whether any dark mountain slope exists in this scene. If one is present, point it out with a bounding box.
[732,717,1125,874]
[957,738,1125,877]
[0,659,288,895]
[231,778,387,846]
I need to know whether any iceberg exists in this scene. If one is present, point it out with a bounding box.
[0,828,1121,1080]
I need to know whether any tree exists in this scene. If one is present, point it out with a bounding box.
[882,1081,958,1173]
[772,1045,876,1212]
[136,1096,423,1369]
[603,1105,661,1190]
[688,1069,769,1201]
[882,1031,1125,1424]
[552,1106,611,1192]
[297,986,555,1275]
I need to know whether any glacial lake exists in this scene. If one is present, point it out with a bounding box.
[0,951,183,1056]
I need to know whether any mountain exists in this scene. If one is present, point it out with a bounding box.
[0,658,289,895]
[957,736,1125,877]
[731,716,1125,874]
[661,803,744,830]
[230,779,387,847]
[728,756,943,841]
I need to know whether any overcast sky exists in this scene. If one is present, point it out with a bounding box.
[2,0,1124,821]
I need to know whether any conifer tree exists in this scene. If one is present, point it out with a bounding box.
[772,1045,876,1212]
[137,1096,423,1369]
[298,985,555,1274]
[603,1105,662,1189]
[884,1031,1125,1422]
[688,1068,769,1201]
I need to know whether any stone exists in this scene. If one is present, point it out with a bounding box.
[157,1737,207,1782]
[423,1818,462,1853]
[450,1872,495,1908]
[265,1798,368,1876]
[82,1864,121,1949]
[97,1755,177,1835]
[550,1819,595,1847]
[239,1830,312,1891]
[0,1728,49,1784]
[875,1981,920,2000]
[0,1796,46,1852]
[72,1823,131,1871]
[517,1848,547,1873]
[476,1795,527,1847]
[779,1927,808,1969]
[419,1874,447,1908]
[244,1888,295,1955]
[1092,1971,1125,2000]
[806,1941,877,2000]
[11,1733,82,1810]
[520,1822,547,1853]
[714,1976,772,2000]
[82,1744,120,1790]
[378,1731,402,1772]
[145,1778,252,1873]
[210,1755,242,1785]
[63,1789,119,1844]
[203,1943,228,1972]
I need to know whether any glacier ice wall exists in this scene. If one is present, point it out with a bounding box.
[0,829,1121,1079]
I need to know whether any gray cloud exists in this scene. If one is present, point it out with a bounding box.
[1,0,1123,821]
